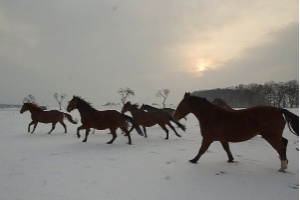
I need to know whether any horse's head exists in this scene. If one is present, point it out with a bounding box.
[121,101,132,114]
[20,103,29,114]
[67,96,77,112]
[174,92,192,121]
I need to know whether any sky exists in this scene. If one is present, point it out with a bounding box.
[0,0,299,107]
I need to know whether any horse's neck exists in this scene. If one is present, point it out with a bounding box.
[77,104,96,116]
[27,106,42,114]
[130,107,145,116]
[190,98,219,120]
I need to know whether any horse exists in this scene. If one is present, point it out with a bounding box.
[140,104,187,121]
[121,102,186,139]
[20,102,78,134]
[174,92,299,172]
[141,104,176,115]
[211,98,234,111]
[66,96,143,145]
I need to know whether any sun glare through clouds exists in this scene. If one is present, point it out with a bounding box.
[192,58,213,76]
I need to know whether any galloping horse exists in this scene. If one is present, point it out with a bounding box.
[174,93,299,172]
[141,104,187,121]
[140,104,176,116]
[67,96,143,145]
[122,102,185,139]
[20,102,78,134]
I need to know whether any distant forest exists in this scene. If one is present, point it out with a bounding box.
[193,80,299,108]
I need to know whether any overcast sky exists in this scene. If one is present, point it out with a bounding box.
[0,0,298,107]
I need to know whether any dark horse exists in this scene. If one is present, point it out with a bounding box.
[174,93,299,172]
[122,102,186,139]
[140,104,176,116]
[67,96,143,145]
[140,104,187,121]
[20,102,78,134]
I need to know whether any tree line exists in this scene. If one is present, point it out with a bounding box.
[193,80,299,108]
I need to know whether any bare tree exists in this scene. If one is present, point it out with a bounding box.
[156,89,170,108]
[54,93,67,110]
[118,87,135,105]
[23,95,36,103]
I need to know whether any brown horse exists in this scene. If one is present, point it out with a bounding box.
[140,104,187,121]
[67,96,143,145]
[174,93,299,172]
[140,104,176,116]
[20,102,78,134]
[121,102,185,139]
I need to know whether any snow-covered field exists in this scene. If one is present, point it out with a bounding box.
[0,107,298,200]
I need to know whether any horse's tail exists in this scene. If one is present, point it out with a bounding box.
[280,108,299,136]
[63,113,78,124]
[168,114,186,131]
[123,114,144,136]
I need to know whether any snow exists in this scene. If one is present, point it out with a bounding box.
[0,107,298,200]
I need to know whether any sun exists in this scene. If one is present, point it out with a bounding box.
[197,65,206,72]
[194,59,211,74]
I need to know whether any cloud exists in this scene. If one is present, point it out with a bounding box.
[0,0,298,105]
[196,23,299,88]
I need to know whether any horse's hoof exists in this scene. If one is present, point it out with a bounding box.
[227,159,234,163]
[189,159,198,164]
[107,142,113,144]
[82,140,87,142]
[128,142,132,145]
[278,169,286,173]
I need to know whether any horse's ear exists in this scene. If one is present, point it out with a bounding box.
[184,92,191,97]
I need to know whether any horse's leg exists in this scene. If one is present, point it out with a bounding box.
[281,136,289,164]
[31,122,38,133]
[48,122,56,134]
[82,128,90,142]
[107,129,117,144]
[190,138,213,163]
[220,141,234,162]
[28,121,35,133]
[60,121,67,133]
[263,136,287,172]
[121,127,132,145]
[167,122,181,138]
[76,125,86,139]
[159,124,169,140]
[143,126,147,138]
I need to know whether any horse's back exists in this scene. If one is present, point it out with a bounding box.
[232,106,285,133]
[32,110,64,123]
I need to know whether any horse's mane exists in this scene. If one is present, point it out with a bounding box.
[74,96,95,110]
[212,98,226,105]
[131,103,139,109]
[141,104,156,109]
[26,102,43,111]
[212,98,233,110]
[190,95,209,102]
